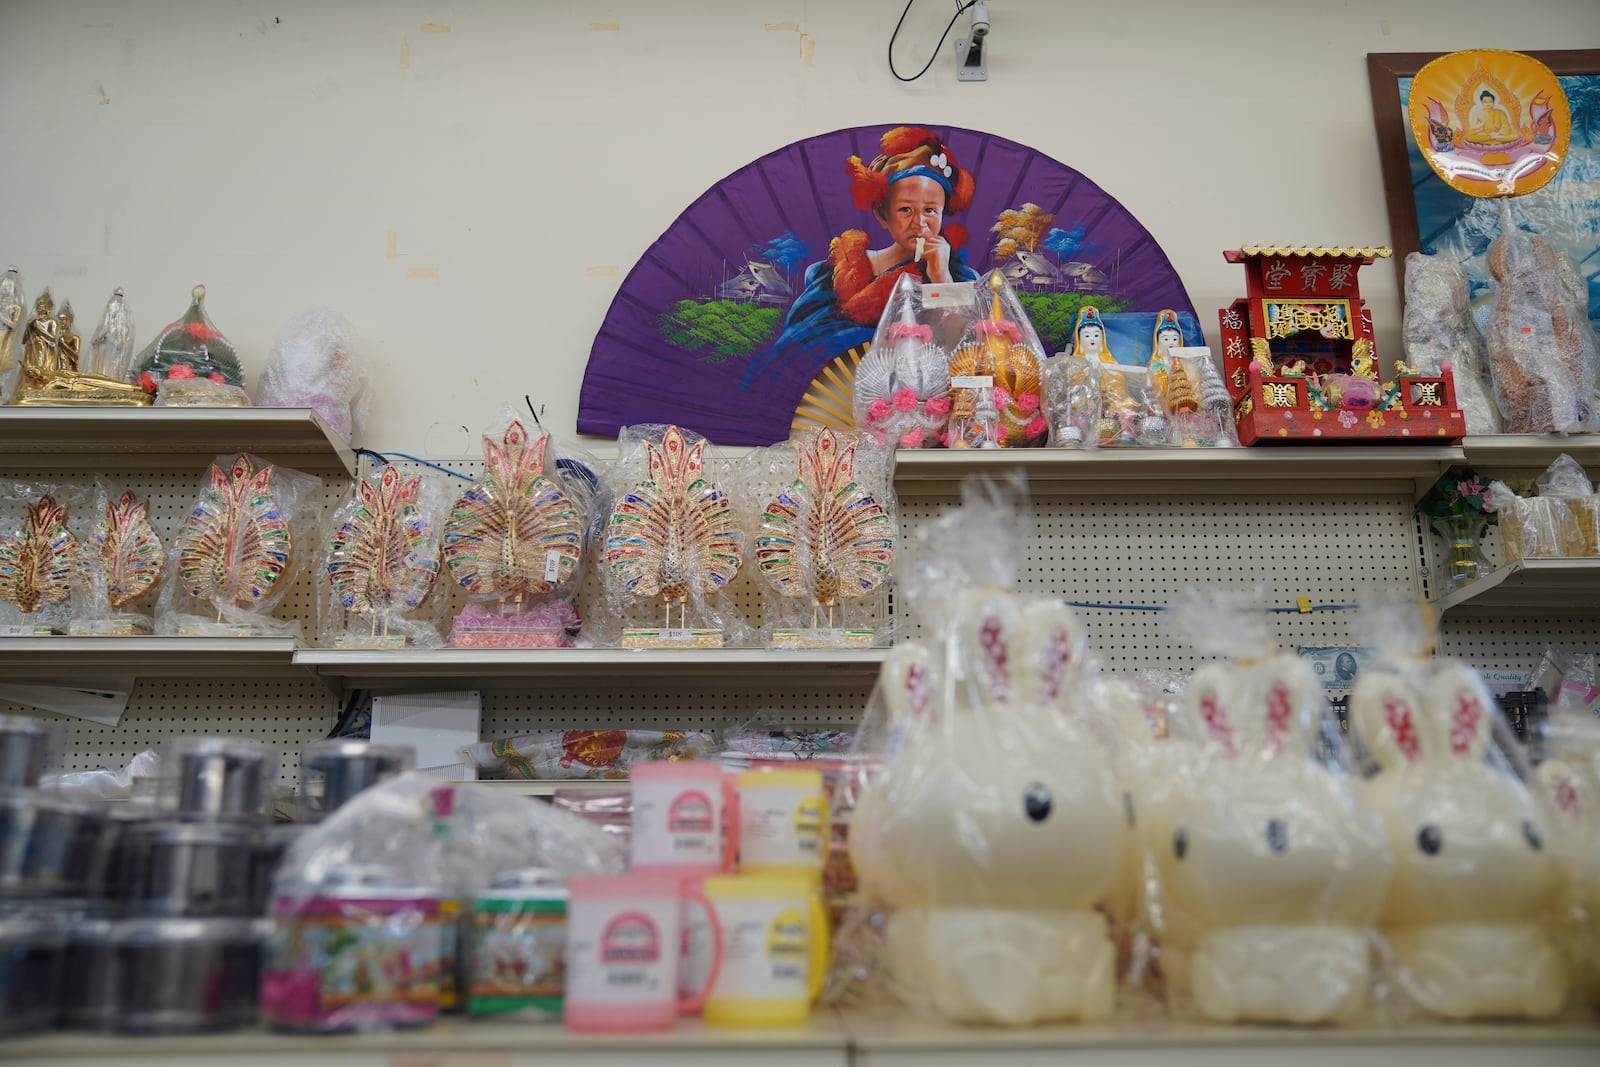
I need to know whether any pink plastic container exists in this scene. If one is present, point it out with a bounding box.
[629,760,738,877]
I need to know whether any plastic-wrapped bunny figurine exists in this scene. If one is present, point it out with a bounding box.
[257,309,370,440]
[849,592,1131,1024]
[1352,664,1568,1019]
[1158,658,1392,1024]
[1536,754,1600,1007]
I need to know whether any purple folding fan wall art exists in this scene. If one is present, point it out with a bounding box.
[579,124,1199,445]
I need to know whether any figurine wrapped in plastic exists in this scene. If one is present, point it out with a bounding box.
[1533,707,1600,1008]
[603,424,745,648]
[257,309,371,440]
[1349,598,1568,1019]
[1095,363,1166,447]
[1484,201,1598,433]
[843,477,1132,1024]
[945,271,1047,448]
[1487,455,1590,563]
[1402,253,1499,435]
[10,287,151,406]
[1153,588,1392,1024]
[0,483,85,636]
[133,285,249,406]
[0,267,27,403]
[68,479,164,636]
[322,464,447,648]
[1166,351,1239,448]
[159,453,320,637]
[750,428,895,647]
[1042,355,1099,449]
[853,275,953,450]
[442,419,597,649]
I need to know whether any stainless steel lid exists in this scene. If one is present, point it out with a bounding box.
[108,917,260,946]
[300,740,416,816]
[127,820,257,847]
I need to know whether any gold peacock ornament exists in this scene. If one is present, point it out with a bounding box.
[326,465,440,643]
[173,455,294,621]
[605,425,743,638]
[947,270,1047,448]
[80,492,163,611]
[757,429,893,640]
[0,496,79,617]
[441,422,584,608]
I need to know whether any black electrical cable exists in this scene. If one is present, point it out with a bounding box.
[888,0,976,83]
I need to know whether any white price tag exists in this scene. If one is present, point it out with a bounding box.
[1173,345,1213,359]
[659,628,693,642]
[950,375,993,390]
[543,550,562,583]
[922,281,975,308]
[0,625,42,638]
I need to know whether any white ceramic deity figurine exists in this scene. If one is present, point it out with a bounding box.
[1536,754,1600,1007]
[1158,657,1392,1024]
[850,592,1131,1025]
[1352,664,1568,1019]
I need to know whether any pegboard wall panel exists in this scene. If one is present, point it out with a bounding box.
[481,689,862,741]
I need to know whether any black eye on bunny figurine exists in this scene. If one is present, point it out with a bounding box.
[1023,782,1052,822]
[1265,818,1289,853]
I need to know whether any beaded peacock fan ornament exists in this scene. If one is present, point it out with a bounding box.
[70,491,163,635]
[947,271,1048,448]
[441,421,584,610]
[326,465,440,647]
[757,428,894,646]
[0,495,79,630]
[173,455,293,631]
[605,425,743,647]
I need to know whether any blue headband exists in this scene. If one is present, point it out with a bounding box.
[888,164,954,196]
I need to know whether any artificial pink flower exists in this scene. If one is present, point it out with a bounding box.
[867,399,891,423]
[167,363,196,380]
[139,371,158,394]
[900,428,924,448]
[992,385,1012,405]
[1016,392,1040,413]
[924,396,952,416]
[892,388,918,413]
[1025,415,1048,438]
[207,371,226,384]
[1457,478,1484,499]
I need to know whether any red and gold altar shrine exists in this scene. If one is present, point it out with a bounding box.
[1218,246,1467,446]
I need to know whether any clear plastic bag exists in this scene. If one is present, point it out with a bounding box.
[157,454,321,637]
[68,477,165,636]
[1484,201,1599,434]
[1166,351,1239,448]
[853,274,955,450]
[1489,456,1592,563]
[461,729,719,781]
[1533,705,1600,1009]
[1151,587,1393,1025]
[836,476,1133,1024]
[745,429,896,648]
[1402,252,1500,435]
[944,271,1048,448]
[1347,596,1570,1020]
[256,308,372,441]
[1042,355,1100,449]
[1095,364,1166,448]
[0,480,93,635]
[0,266,26,403]
[599,423,748,647]
[442,415,602,649]
[133,285,249,406]
[318,463,449,649]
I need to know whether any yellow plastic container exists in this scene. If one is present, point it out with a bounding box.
[701,873,830,1026]
[735,768,828,880]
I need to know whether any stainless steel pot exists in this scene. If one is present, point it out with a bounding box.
[93,917,263,1033]
[0,909,67,1035]
[299,739,415,818]
[118,821,258,918]
[0,792,102,898]
[0,715,62,792]
[160,738,278,822]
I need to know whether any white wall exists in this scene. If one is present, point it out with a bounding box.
[1,0,1595,453]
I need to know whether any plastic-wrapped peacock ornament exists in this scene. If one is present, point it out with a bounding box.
[947,271,1048,448]
[70,491,163,635]
[173,456,293,634]
[853,274,953,450]
[605,425,744,647]
[757,428,894,646]
[326,465,440,648]
[0,496,78,634]
[441,422,585,648]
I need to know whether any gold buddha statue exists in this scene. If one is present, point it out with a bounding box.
[13,288,150,406]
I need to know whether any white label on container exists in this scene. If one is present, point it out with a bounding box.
[739,783,824,870]
[707,897,810,1004]
[950,375,993,390]
[566,904,676,1009]
[922,281,974,308]
[543,551,562,583]
[658,628,693,642]
[632,785,720,867]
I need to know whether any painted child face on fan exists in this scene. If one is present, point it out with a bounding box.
[874,174,950,281]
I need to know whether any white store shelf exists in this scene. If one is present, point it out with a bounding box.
[295,647,890,694]
[0,637,301,680]
[1463,434,1600,475]
[890,445,1464,497]
[1431,559,1600,616]
[0,407,356,476]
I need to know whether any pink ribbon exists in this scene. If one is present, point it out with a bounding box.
[890,323,932,342]
[975,320,1022,342]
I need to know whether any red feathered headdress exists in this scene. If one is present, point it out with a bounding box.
[845,127,974,214]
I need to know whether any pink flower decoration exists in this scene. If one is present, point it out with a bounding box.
[207,371,226,384]
[1025,415,1048,438]
[139,371,158,394]
[867,399,891,423]
[992,386,1013,405]
[1016,392,1040,413]
[900,428,924,448]
[924,396,952,417]
[892,388,919,413]
[167,363,196,380]
[1457,478,1484,498]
